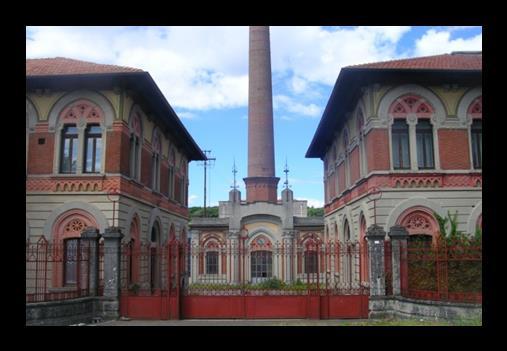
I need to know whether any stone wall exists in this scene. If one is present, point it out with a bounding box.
[369,296,482,320]
[26,297,99,326]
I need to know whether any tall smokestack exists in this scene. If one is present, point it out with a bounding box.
[244,26,279,203]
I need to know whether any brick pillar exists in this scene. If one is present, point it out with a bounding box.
[388,225,409,296]
[101,227,124,319]
[228,232,240,284]
[81,227,100,296]
[366,224,386,296]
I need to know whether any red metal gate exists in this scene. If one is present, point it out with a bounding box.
[181,239,369,319]
[119,239,369,320]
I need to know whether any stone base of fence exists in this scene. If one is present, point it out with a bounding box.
[26,296,121,326]
[369,296,482,320]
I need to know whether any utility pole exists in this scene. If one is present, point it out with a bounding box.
[199,150,216,217]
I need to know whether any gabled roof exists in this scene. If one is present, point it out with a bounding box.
[346,52,482,71]
[26,57,206,161]
[306,52,482,159]
[26,57,144,76]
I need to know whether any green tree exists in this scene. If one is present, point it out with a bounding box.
[307,207,324,217]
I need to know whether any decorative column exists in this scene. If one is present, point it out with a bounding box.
[228,231,240,284]
[365,224,386,296]
[101,227,124,319]
[282,231,294,283]
[388,225,409,296]
[190,230,199,284]
[81,227,100,296]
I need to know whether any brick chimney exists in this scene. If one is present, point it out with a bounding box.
[244,26,279,203]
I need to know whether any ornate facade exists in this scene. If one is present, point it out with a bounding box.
[26,58,205,288]
[306,52,482,246]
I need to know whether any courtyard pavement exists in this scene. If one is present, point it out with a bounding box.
[92,318,368,326]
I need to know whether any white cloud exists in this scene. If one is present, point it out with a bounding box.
[270,26,412,85]
[177,111,197,120]
[290,75,308,94]
[414,29,482,56]
[26,26,413,111]
[300,198,324,208]
[274,95,321,118]
[188,194,199,206]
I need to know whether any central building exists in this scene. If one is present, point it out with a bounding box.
[189,27,323,285]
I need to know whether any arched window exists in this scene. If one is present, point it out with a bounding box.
[150,222,161,290]
[128,215,140,285]
[52,209,98,288]
[303,236,320,274]
[397,207,439,245]
[129,110,143,181]
[206,251,219,274]
[392,120,410,169]
[416,120,434,169]
[343,219,352,286]
[63,238,80,286]
[251,251,272,279]
[250,235,272,282]
[83,124,102,173]
[168,148,176,199]
[344,219,350,242]
[356,111,366,177]
[471,120,482,169]
[359,215,368,283]
[60,125,79,174]
[58,99,105,175]
[389,94,436,170]
[343,129,350,188]
[151,129,161,192]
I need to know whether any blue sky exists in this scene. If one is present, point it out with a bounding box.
[26,26,482,207]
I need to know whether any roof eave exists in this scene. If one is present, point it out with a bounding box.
[26,72,206,162]
[305,67,482,159]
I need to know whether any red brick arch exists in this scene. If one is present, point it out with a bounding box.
[389,94,435,119]
[396,206,440,242]
[51,209,98,287]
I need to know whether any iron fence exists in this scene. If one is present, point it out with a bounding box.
[120,239,181,297]
[118,239,369,297]
[26,236,90,303]
[399,239,482,303]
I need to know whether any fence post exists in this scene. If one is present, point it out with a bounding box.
[388,225,409,296]
[365,224,386,297]
[101,227,124,320]
[81,227,100,296]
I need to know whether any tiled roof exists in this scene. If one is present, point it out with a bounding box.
[26,57,144,76]
[346,52,482,71]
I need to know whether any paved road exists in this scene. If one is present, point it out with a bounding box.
[92,318,366,326]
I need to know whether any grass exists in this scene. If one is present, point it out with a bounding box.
[340,315,482,326]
